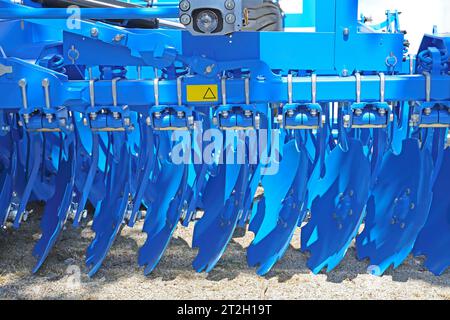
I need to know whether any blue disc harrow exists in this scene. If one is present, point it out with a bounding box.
[0,0,449,277]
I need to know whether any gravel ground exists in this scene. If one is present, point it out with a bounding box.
[0,204,449,300]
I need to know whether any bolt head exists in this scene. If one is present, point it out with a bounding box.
[343,28,350,36]
[179,0,190,11]
[90,28,99,37]
[225,14,236,24]
[180,14,191,26]
[41,78,49,87]
[114,34,124,42]
[205,65,213,74]
[225,0,235,10]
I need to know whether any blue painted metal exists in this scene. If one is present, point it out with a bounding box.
[0,7,179,20]
[0,0,449,277]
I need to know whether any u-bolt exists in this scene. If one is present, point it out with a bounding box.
[379,73,385,103]
[18,79,28,109]
[221,76,227,105]
[177,76,183,107]
[311,73,317,104]
[245,77,250,106]
[287,73,293,104]
[112,77,121,107]
[423,71,431,103]
[355,72,361,103]
[42,78,51,109]
[153,68,160,106]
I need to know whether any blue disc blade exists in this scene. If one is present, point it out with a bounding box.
[192,159,249,273]
[356,138,433,275]
[301,138,370,274]
[32,139,76,273]
[138,160,187,275]
[86,133,131,277]
[413,148,450,275]
[247,139,308,275]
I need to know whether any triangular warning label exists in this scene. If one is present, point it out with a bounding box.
[203,87,217,100]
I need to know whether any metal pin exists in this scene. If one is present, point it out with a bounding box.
[311,73,317,104]
[423,71,431,102]
[154,68,159,106]
[18,79,28,109]
[409,54,414,75]
[245,77,250,105]
[379,73,385,103]
[355,72,361,103]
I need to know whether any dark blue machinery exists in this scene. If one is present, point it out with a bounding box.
[0,0,449,277]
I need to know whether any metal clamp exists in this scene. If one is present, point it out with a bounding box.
[379,73,385,103]
[311,74,317,104]
[287,73,293,104]
[112,77,121,107]
[355,72,361,103]
[423,71,431,102]
[18,79,28,109]
[154,68,160,106]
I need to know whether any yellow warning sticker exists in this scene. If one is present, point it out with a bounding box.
[186,84,219,103]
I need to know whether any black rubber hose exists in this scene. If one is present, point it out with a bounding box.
[32,0,159,29]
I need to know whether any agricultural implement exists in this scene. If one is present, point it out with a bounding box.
[0,0,449,277]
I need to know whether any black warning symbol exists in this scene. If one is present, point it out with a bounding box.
[203,87,217,100]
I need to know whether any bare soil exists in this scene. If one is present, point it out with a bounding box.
[0,205,449,300]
